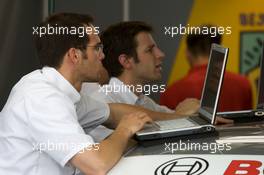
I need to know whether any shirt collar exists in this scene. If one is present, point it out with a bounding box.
[41,67,81,104]
[109,77,140,104]
[188,64,208,75]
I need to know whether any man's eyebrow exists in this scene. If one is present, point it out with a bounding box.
[90,42,102,46]
[146,44,155,49]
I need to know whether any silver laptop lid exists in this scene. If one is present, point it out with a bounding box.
[198,43,229,124]
[257,41,264,109]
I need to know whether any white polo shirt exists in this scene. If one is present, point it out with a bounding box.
[0,67,109,175]
[81,77,173,141]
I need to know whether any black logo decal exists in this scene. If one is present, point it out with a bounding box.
[155,157,209,175]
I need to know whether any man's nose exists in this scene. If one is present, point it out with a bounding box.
[156,48,165,60]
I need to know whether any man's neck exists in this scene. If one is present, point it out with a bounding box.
[57,66,82,92]
[191,56,209,68]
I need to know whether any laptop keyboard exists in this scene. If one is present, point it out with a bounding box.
[156,118,196,130]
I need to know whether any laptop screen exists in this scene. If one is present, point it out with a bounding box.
[199,44,228,124]
[257,41,264,108]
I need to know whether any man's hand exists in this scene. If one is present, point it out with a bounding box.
[175,98,200,115]
[215,116,234,125]
[116,112,153,137]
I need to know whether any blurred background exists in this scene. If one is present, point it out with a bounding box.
[0,0,263,110]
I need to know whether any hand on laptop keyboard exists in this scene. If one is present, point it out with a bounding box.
[117,112,153,136]
[174,98,200,116]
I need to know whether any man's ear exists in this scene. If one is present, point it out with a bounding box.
[118,54,133,69]
[67,48,81,64]
[186,49,193,65]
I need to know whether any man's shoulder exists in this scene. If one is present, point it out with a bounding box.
[82,78,132,104]
[86,84,116,103]
[2,70,69,115]
[166,75,203,92]
[14,71,66,101]
[225,71,250,83]
[224,71,251,91]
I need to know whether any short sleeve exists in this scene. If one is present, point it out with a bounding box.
[87,86,117,103]
[140,96,174,113]
[25,91,95,167]
[76,94,110,132]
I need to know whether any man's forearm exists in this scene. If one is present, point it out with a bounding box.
[70,126,131,175]
[106,103,181,128]
[96,126,131,172]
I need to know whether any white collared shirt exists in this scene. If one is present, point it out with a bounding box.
[0,67,109,175]
[81,77,173,141]
[89,77,173,112]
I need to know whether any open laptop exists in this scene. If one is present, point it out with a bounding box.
[136,44,229,141]
[217,41,264,122]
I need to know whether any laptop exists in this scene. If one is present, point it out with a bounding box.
[217,41,264,122]
[136,44,229,141]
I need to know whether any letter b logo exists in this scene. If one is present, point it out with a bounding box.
[224,160,262,175]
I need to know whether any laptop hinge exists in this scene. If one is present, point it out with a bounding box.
[257,103,264,110]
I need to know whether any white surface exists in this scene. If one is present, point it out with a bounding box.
[216,135,264,144]
[109,154,264,175]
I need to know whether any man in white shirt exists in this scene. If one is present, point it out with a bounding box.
[83,21,201,139]
[0,13,196,175]
[88,21,200,113]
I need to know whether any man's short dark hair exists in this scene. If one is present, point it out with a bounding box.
[186,24,222,58]
[34,12,93,68]
[101,21,153,77]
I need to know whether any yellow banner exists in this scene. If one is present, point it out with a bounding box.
[168,0,264,107]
